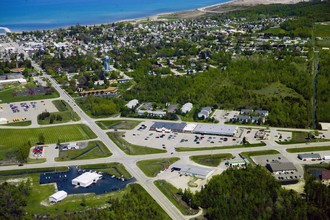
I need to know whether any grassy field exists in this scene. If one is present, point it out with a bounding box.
[2,120,32,126]
[0,167,68,177]
[286,146,330,153]
[107,132,166,155]
[0,124,97,160]
[96,120,142,130]
[175,142,266,152]
[27,157,46,164]
[154,180,199,215]
[38,100,80,125]
[56,141,112,161]
[0,82,59,103]
[190,153,232,167]
[137,158,179,177]
[277,131,327,145]
[78,162,131,179]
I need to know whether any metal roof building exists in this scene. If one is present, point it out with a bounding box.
[174,164,214,179]
[298,153,321,161]
[183,123,197,133]
[266,162,296,173]
[72,172,102,188]
[49,190,67,203]
[193,124,238,136]
[150,122,187,132]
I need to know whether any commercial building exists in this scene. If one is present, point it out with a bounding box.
[49,190,67,203]
[173,164,214,179]
[298,153,321,161]
[183,123,197,133]
[193,124,238,136]
[266,162,296,174]
[72,172,102,188]
[150,122,187,133]
[226,159,248,167]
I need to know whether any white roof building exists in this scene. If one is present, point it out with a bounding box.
[49,190,67,203]
[126,99,139,109]
[183,123,197,133]
[175,164,214,179]
[0,118,8,124]
[72,172,102,188]
[0,78,27,85]
[193,124,238,136]
[181,103,193,113]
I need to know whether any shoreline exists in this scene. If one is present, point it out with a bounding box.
[4,0,307,33]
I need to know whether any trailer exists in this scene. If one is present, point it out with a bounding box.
[323,156,330,160]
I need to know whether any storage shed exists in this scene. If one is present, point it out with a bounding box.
[49,190,67,203]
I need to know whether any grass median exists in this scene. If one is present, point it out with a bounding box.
[190,153,232,167]
[175,142,266,152]
[137,158,179,177]
[56,141,112,161]
[286,146,330,153]
[96,120,142,130]
[107,132,166,155]
[2,120,32,126]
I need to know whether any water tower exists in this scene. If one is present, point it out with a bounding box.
[104,56,110,72]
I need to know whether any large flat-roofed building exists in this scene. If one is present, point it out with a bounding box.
[298,153,321,161]
[183,123,197,133]
[173,164,214,179]
[150,122,187,133]
[72,172,102,188]
[193,124,238,136]
[266,162,296,174]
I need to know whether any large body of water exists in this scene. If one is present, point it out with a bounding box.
[0,0,229,32]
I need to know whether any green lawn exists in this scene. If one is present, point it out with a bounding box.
[107,132,166,155]
[175,142,266,152]
[286,146,330,153]
[264,27,286,35]
[78,162,131,179]
[190,153,232,167]
[56,141,112,161]
[96,120,142,130]
[2,120,32,126]
[276,131,328,145]
[0,82,59,103]
[38,100,80,125]
[154,180,199,215]
[0,124,97,160]
[137,158,179,177]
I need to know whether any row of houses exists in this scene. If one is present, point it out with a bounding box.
[232,109,269,124]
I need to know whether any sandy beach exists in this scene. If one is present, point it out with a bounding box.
[146,0,309,20]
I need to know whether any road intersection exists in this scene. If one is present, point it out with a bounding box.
[1,40,330,219]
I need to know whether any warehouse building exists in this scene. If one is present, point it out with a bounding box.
[266,162,296,174]
[193,124,238,136]
[298,153,321,161]
[49,190,67,203]
[72,172,102,188]
[172,164,214,179]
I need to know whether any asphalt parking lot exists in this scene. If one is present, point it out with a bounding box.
[252,154,303,181]
[123,121,265,151]
[0,99,58,124]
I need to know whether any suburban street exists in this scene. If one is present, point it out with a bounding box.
[1,39,330,220]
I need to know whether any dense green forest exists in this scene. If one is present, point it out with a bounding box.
[124,56,312,128]
[316,50,330,122]
[181,166,330,220]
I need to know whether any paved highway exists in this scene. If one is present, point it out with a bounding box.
[2,39,330,219]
